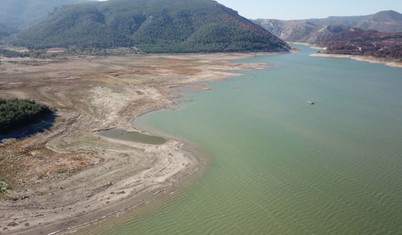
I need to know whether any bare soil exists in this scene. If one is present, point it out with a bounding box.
[0,52,270,234]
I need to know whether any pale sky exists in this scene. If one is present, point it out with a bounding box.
[215,0,402,20]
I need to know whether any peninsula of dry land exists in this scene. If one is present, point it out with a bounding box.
[0,52,269,234]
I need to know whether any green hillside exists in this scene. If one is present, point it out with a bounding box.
[12,0,290,53]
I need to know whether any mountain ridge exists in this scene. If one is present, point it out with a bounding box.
[11,0,290,53]
[254,10,402,44]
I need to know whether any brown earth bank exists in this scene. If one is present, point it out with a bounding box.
[0,52,273,234]
[315,28,402,65]
[290,42,402,69]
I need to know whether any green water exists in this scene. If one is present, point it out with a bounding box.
[86,45,402,234]
[100,129,166,145]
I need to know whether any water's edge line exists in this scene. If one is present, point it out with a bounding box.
[47,53,263,234]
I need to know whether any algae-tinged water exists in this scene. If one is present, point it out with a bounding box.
[84,46,402,234]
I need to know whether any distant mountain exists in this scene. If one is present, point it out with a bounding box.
[308,10,402,32]
[0,0,90,31]
[318,28,402,59]
[11,0,290,53]
[254,10,402,44]
[0,23,18,41]
[254,19,347,44]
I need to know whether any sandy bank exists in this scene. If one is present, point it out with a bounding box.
[310,53,402,69]
[0,52,276,234]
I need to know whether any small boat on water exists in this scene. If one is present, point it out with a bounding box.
[306,101,315,105]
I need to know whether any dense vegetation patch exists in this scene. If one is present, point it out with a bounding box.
[0,99,51,134]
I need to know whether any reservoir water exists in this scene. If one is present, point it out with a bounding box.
[82,45,402,234]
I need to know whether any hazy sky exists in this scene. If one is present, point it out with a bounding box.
[215,0,402,20]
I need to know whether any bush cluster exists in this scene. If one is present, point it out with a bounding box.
[0,99,50,134]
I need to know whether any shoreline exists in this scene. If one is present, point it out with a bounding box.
[289,42,402,69]
[44,139,205,235]
[310,53,402,69]
[0,52,275,234]
[73,140,211,235]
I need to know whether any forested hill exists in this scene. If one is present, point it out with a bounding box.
[11,0,290,53]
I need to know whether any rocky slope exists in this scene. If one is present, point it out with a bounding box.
[254,19,347,43]
[254,10,402,44]
[309,10,402,32]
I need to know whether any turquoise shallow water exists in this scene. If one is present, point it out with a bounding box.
[83,45,402,234]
